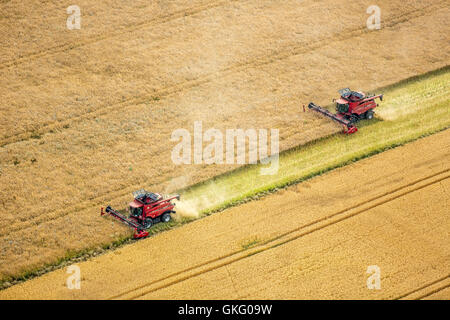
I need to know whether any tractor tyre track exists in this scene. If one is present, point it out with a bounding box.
[394,275,450,300]
[415,284,450,300]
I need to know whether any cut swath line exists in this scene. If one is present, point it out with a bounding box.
[108,170,449,300]
[0,1,446,148]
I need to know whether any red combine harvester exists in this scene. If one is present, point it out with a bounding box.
[101,190,180,238]
[308,88,383,134]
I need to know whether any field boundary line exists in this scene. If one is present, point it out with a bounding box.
[108,170,449,299]
[0,1,446,147]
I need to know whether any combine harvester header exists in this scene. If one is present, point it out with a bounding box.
[307,88,383,134]
[101,206,149,238]
[308,102,358,134]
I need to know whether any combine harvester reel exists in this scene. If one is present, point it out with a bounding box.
[101,190,180,239]
[307,88,383,134]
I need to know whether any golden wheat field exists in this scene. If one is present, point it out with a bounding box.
[0,0,449,288]
[1,128,448,299]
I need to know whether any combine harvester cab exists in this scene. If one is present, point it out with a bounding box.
[308,88,383,134]
[101,190,180,239]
